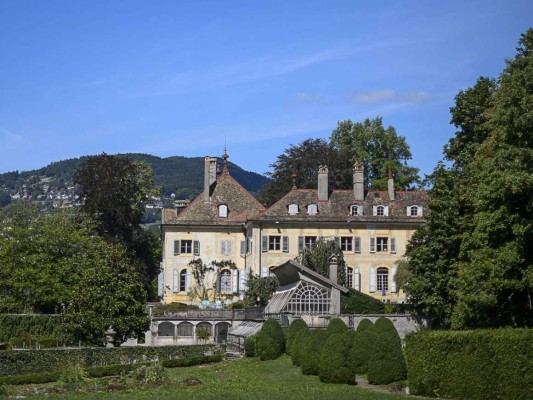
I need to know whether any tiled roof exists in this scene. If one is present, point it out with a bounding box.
[256,188,428,223]
[163,169,266,225]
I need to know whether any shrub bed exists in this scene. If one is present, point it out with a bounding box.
[367,318,406,385]
[256,319,285,361]
[0,344,217,376]
[341,289,385,314]
[0,314,74,344]
[285,319,308,355]
[318,331,355,384]
[405,328,533,400]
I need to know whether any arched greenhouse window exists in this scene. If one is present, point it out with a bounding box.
[284,282,331,314]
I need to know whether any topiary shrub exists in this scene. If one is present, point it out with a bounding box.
[318,332,355,384]
[286,319,308,355]
[326,318,348,336]
[300,329,327,375]
[341,289,385,314]
[255,319,285,361]
[244,335,257,358]
[290,328,310,367]
[367,318,406,385]
[348,323,377,374]
[356,318,374,332]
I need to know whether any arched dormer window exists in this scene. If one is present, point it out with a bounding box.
[350,205,362,216]
[218,204,228,218]
[373,205,389,216]
[288,204,299,215]
[407,205,423,217]
[307,204,318,215]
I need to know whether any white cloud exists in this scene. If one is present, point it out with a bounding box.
[348,89,430,104]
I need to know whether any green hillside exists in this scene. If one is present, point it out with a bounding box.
[0,153,270,207]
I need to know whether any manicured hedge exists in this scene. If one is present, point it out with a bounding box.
[326,318,348,335]
[290,329,310,367]
[244,334,257,357]
[256,319,285,361]
[341,289,385,314]
[0,344,217,376]
[367,318,406,385]
[405,328,533,400]
[161,354,222,368]
[0,314,73,344]
[300,329,327,375]
[348,321,376,374]
[318,331,355,384]
[285,319,308,355]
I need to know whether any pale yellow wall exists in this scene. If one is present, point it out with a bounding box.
[161,227,248,303]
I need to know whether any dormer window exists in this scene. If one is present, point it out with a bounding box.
[407,205,423,217]
[373,205,389,216]
[350,205,363,216]
[307,204,318,215]
[218,204,228,218]
[288,204,299,215]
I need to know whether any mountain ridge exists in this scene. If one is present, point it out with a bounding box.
[0,153,270,208]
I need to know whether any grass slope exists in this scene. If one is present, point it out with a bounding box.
[15,356,414,400]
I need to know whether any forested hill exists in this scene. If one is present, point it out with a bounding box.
[0,153,270,207]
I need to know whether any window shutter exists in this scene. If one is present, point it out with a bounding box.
[173,269,179,292]
[185,270,191,292]
[193,240,200,256]
[174,240,180,255]
[247,237,252,253]
[370,237,376,253]
[334,236,340,245]
[282,236,289,253]
[418,207,423,216]
[240,240,246,255]
[232,271,238,293]
[369,267,376,292]
[262,236,268,252]
[391,267,397,293]
[298,236,304,252]
[220,240,226,255]
[390,237,397,254]
[226,241,232,255]
[239,270,248,291]
[372,206,377,216]
[216,272,221,292]
[354,267,360,291]
[406,206,410,216]
[261,267,267,277]
[384,206,389,216]
[158,271,164,297]
[354,237,361,253]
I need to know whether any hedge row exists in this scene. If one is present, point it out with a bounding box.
[0,314,71,343]
[405,328,533,400]
[340,289,385,314]
[0,354,224,386]
[0,344,217,376]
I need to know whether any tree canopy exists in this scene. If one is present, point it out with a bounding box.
[258,118,420,206]
[75,154,161,300]
[402,29,533,328]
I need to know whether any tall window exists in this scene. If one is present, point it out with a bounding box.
[304,236,317,249]
[377,267,389,292]
[377,237,388,252]
[269,235,281,251]
[220,240,232,256]
[220,270,231,292]
[179,269,187,292]
[285,282,331,314]
[340,236,353,252]
[346,267,354,288]
[180,240,193,254]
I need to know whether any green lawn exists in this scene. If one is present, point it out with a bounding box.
[8,356,419,400]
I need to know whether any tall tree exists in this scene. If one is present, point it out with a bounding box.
[65,243,150,347]
[296,238,347,286]
[257,139,352,206]
[330,117,420,190]
[451,29,533,328]
[75,154,161,300]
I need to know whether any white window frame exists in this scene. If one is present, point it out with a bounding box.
[407,205,423,217]
[350,205,362,216]
[307,204,318,215]
[340,236,353,252]
[219,269,232,293]
[220,240,232,256]
[288,204,299,215]
[376,237,388,252]
[377,267,389,292]
[218,204,228,218]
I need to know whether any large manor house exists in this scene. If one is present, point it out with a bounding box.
[159,151,427,306]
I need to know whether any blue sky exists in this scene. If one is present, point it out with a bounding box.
[1,1,531,178]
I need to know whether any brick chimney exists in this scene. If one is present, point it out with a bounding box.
[328,255,341,315]
[388,169,395,201]
[353,161,365,201]
[318,165,329,201]
[204,156,217,202]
